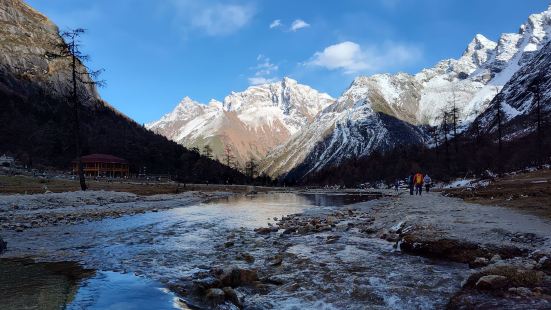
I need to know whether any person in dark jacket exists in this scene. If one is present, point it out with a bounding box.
[407,173,415,195]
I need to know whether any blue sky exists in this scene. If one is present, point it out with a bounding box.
[26,0,549,124]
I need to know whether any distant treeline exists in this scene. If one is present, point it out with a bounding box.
[296,125,551,187]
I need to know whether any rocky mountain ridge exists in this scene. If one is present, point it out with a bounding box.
[148,4,551,180]
[147,77,334,165]
[261,4,551,180]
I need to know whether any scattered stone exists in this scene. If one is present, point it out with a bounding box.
[254,227,273,235]
[219,267,259,288]
[399,234,526,264]
[224,241,234,248]
[490,254,502,264]
[508,287,532,297]
[0,238,6,254]
[193,276,221,293]
[265,275,286,285]
[537,256,551,272]
[222,287,241,307]
[282,227,296,235]
[326,235,341,244]
[268,254,283,266]
[205,288,225,305]
[476,275,508,290]
[240,252,255,263]
[470,257,490,268]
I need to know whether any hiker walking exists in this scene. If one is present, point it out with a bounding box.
[424,174,432,193]
[394,179,400,192]
[414,172,424,195]
[407,173,415,195]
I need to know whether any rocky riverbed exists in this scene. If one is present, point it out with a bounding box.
[1,191,550,309]
[174,191,551,309]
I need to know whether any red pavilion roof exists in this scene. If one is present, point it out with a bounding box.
[74,154,128,164]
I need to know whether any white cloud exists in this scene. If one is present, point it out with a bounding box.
[290,19,310,32]
[269,19,282,29]
[248,76,279,85]
[248,54,279,85]
[169,1,255,36]
[306,41,422,74]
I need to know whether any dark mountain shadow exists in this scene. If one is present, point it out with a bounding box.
[282,112,428,182]
[0,70,246,184]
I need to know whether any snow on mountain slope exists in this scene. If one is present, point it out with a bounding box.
[261,75,427,178]
[262,4,551,179]
[147,78,334,165]
[474,40,551,139]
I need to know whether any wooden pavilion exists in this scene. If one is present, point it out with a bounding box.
[72,154,129,177]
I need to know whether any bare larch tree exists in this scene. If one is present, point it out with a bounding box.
[530,75,545,164]
[245,159,258,180]
[223,144,236,168]
[202,145,213,159]
[47,28,104,191]
[450,87,460,154]
[491,87,505,174]
[440,110,451,172]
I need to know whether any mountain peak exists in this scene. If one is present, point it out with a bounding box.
[282,76,298,85]
[460,33,497,68]
[173,96,202,111]
[464,34,496,55]
[179,96,197,105]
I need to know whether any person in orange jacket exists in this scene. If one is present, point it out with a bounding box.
[414,172,424,195]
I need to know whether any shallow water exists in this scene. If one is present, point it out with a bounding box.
[0,259,183,310]
[1,192,465,309]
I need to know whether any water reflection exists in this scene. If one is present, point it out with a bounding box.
[0,258,184,310]
[68,271,183,310]
[298,193,381,207]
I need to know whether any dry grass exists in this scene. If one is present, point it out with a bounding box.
[445,169,551,219]
[0,175,279,196]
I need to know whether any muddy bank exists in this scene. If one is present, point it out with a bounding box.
[0,190,230,232]
[444,169,551,219]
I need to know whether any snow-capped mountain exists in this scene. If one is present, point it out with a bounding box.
[262,4,551,179]
[474,39,551,139]
[149,4,551,179]
[147,78,334,165]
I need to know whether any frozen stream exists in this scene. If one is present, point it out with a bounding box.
[1,192,466,309]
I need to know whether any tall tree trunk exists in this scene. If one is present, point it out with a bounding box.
[71,43,86,191]
[497,102,503,175]
[535,86,544,164]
